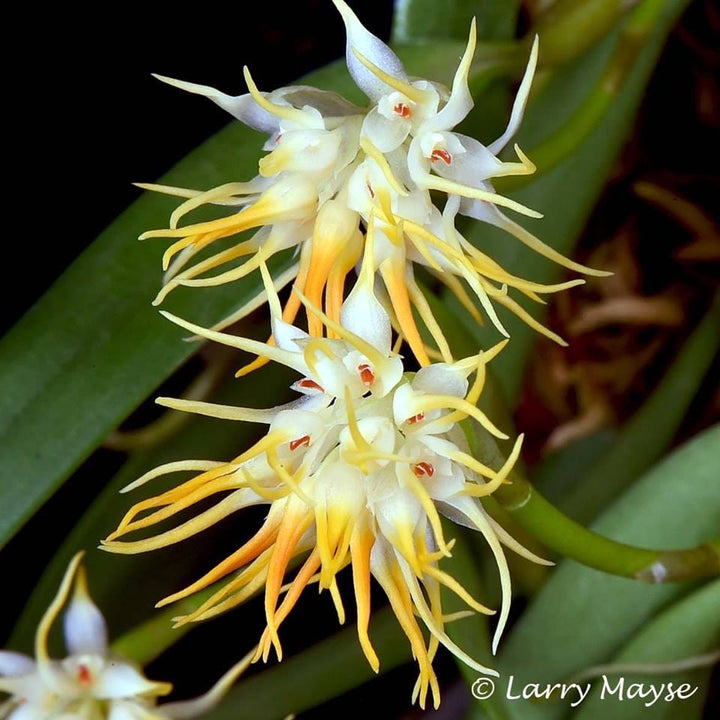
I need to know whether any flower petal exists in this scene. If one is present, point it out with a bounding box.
[340,278,392,354]
[0,652,35,678]
[487,35,539,155]
[332,0,408,101]
[151,75,280,133]
[430,133,504,185]
[412,364,468,398]
[361,107,411,153]
[282,86,363,118]
[94,659,171,700]
[63,565,108,656]
[421,19,476,133]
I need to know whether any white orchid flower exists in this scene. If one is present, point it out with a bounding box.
[103,334,550,709]
[0,555,253,720]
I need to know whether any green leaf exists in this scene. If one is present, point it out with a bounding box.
[392,0,520,43]
[460,0,691,406]
[0,44,467,550]
[203,607,411,720]
[559,296,720,523]
[572,580,720,720]
[497,423,720,720]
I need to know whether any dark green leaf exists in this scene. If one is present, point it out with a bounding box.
[531,429,618,504]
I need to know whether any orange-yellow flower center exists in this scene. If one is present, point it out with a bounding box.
[393,102,411,118]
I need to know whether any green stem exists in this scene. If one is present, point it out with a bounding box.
[498,0,691,191]
[463,422,720,583]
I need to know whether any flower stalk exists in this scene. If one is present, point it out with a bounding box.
[464,421,720,583]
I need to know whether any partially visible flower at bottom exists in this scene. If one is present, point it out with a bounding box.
[102,333,551,708]
[0,553,252,720]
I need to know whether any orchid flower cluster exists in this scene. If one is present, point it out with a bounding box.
[0,554,251,720]
[102,266,550,705]
[139,0,605,366]
[3,1,607,713]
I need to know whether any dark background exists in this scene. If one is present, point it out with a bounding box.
[6,0,393,329]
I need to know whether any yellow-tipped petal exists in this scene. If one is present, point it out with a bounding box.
[242,66,314,126]
[350,523,380,673]
[421,174,543,218]
[36,552,84,671]
[350,47,431,105]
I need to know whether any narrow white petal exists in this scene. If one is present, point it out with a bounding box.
[438,495,511,653]
[152,75,280,133]
[421,19,476,133]
[487,36,539,155]
[340,280,392,354]
[332,0,408,100]
[486,517,553,566]
[63,567,108,656]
